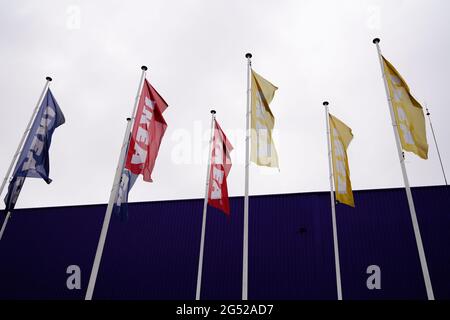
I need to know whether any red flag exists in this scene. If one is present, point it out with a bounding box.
[207,120,233,215]
[125,79,168,182]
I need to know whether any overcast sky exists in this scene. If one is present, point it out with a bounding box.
[1,0,449,209]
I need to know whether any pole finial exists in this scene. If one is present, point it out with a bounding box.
[210,110,216,115]
[245,53,252,59]
[141,66,148,71]
[46,76,52,82]
[323,101,329,106]
[373,38,380,44]
[126,117,131,121]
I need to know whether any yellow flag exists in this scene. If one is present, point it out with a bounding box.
[383,56,428,159]
[329,114,354,207]
[250,70,279,167]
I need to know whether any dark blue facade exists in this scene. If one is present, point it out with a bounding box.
[0,185,449,300]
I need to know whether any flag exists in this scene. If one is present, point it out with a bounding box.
[250,70,279,168]
[4,89,65,212]
[113,168,138,221]
[329,114,354,207]
[125,79,168,182]
[207,120,233,215]
[4,177,26,214]
[382,56,428,159]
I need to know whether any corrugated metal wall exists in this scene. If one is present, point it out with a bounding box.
[0,185,449,300]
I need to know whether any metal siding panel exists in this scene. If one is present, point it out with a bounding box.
[0,205,102,299]
[249,193,336,299]
[412,186,450,299]
[337,189,427,299]
[0,186,448,299]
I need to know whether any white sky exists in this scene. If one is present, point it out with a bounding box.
[1,0,449,209]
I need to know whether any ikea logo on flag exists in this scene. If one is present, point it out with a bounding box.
[131,96,154,166]
[14,88,65,184]
[22,106,57,172]
[4,88,65,213]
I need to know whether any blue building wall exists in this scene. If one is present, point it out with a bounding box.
[0,185,449,300]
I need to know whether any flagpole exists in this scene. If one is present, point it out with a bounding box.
[323,101,343,300]
[195,109,216,300]
[425,106,448,185]
[242,52,252,301]
[0,76,52,241]
[0,212,11,241]
[373,38,435,300]
[85,66,147,300]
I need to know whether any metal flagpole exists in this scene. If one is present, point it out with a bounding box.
[195,109,216,300]
[0,212,11,241]
[85,66,147,300]
[373,38,435,300]
[425,106,448,185]
[0,76,52,241]
[323,101,343,300]
[242,53,252,301]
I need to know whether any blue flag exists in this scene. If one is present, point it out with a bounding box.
[113,168,138,221]
[4,89,65,212]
